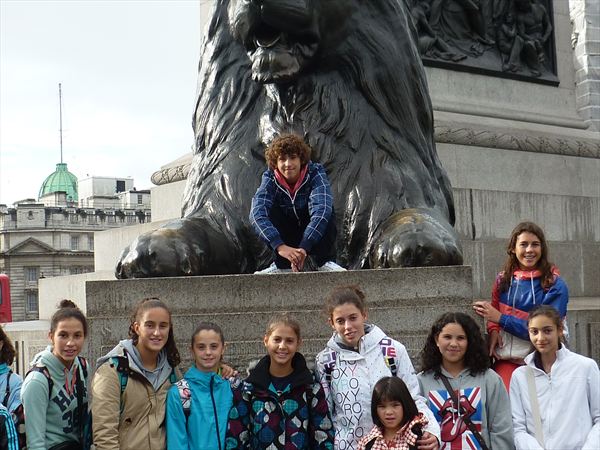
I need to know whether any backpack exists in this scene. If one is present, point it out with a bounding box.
[174,378,192,419]
[26,357,90,450]
[2,371,26,450]
[322,337,399,385]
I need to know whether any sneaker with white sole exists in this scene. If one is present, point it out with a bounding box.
[254,263,291,274]
[317,261,346,272]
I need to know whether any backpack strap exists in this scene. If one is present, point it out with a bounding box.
[79,356,88,379]
[322,350,337,387]
[27,365,53,400]
[378,338,398,377]
[365,437,376,450]
[109,356,129,414]
[169,368,178,384]
[175,379,191,419]
[2,370,11,407]
[437,373,490,450]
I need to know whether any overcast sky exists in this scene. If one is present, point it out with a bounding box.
[0,0,211,206]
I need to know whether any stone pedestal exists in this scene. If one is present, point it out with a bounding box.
[85,266,473,371]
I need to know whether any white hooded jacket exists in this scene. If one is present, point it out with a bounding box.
[510,346,600,450]
[315,324,440,450]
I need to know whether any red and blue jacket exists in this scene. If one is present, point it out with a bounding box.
[488,266,569,340]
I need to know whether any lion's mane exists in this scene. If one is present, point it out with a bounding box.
[183,0,455,270]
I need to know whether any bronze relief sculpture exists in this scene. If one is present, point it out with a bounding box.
[116,0,463,278]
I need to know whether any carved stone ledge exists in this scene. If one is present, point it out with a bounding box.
[150,164,190,186]
[434,124,600,158]
[150,126,600,186]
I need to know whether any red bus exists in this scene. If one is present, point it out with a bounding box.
[0,274,12,322]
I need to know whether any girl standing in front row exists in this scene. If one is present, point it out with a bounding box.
[226,314,334,449]
[358,377,429,450]
[166,322,235,450]
[510,305,599,450]
[418,312,513,450]
[315,285,440,450]
[92,297,181,450]
[21,300,89,450]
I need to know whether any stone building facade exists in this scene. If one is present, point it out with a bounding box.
[0,198,150,320]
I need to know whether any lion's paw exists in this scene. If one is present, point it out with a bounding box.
[115,218,240,278]
[368,208,463,268]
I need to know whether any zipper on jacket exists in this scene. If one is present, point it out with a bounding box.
[274,171,311,223]
[209,374,222,450]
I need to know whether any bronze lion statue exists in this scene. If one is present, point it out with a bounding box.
[116,0,463,278]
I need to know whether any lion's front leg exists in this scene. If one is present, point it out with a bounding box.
[368,208,463,268]
[115,217,248,278]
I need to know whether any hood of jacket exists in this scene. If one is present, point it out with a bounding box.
[247,352,313,391]
[326,323,385,360]
[97,339,172,390]
[183,365,230,389]
[30,345,80,383]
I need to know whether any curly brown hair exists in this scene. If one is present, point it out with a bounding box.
[128,297,181,368]
[420,312,490,375]
[499,222,554,292]
[0,325,16,365]
[264,134,312,170]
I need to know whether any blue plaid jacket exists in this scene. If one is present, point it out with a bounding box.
[249,161,333,251]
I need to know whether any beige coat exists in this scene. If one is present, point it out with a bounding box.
[91,359,176,450]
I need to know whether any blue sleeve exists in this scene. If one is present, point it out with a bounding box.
[166,385,189,450]
[500,314,530,340]
[541,276,568,316]
[500,277,569,340]
[249,171,285,250]
[21,373,49,450]
[299,164,333,251]
[7,372,23,416]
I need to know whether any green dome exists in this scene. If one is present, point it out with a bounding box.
[39,163,78,201]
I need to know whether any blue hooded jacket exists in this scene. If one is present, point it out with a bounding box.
[166,366,233,450]
[0,363,22,414]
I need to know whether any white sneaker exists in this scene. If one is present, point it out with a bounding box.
[254,263,291,274]
[317,261,346,272]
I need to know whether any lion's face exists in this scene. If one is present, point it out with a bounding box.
[228,0,322,83]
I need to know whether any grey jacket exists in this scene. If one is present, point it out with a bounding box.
[418,367,514,450]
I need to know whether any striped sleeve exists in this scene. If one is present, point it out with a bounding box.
[0,406,19,450]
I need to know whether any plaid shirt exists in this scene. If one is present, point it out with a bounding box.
[249,161,333,251]
[358,413,428,450]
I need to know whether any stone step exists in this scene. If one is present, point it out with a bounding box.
[86,266,473,372]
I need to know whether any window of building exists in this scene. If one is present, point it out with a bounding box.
[71,236,79,250]
[116,180,126,193]
[88,235,94,251]
[26,290,38,313]
[25,267,39,282]
[137,194,143,204]
[107,215,116,223]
